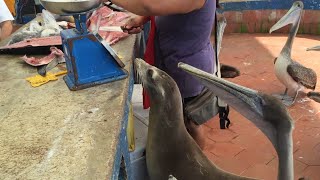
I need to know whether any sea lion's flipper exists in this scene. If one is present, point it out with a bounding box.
[220,64,240,78]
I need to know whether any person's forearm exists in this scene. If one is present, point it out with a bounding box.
[105,0,154,16]
[121,14,150,34]
[0,21,13,41]
[104,0,204,16]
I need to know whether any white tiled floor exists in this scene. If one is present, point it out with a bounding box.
[132,84,149,125]
[130,84,149,158]
[132,84,143,104]
[130,84,150,179]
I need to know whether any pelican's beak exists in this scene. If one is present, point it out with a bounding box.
[306,45,320,51]
[216,16,227,56]
[178,62,263,122]
[178,62,294,152]
[179,63,295,180]
[269,1,303,33]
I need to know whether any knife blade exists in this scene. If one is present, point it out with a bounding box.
[93,15,125,68]
[99,26,124,32]
[93,33,125,68]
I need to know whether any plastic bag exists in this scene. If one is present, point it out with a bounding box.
[8,21,42,44]
[8,10,62,44]
[41,10,61,37]
[29,21,44,33]
[42,10,61,31]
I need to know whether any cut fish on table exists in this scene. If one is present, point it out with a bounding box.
[0,36,62,50]
[87,6,130,45]
[8,10,61,45]
[2,7,128,51]
[20,47,65,66]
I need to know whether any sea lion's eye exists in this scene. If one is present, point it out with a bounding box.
[147,69,154,78]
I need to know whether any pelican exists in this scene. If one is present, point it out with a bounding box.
[178,63,294,180]
[216,16,226,57]
[269,1,317,106]
[305,45,320,103]
[216,15,241,79]
[306,45,320,51]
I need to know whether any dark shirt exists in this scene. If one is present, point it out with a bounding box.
[155,0,216,98]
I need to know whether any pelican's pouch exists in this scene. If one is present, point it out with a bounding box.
[183,12,231,129]
[184,88,231,129]
[184,88,219,125]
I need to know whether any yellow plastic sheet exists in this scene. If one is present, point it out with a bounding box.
[127,103,135,152]
[26,70,67,87]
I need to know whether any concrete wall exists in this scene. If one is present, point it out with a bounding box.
[218,0,320,34]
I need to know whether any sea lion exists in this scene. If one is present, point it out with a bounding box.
[134,58,255,180]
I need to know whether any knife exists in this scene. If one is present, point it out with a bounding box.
[37,56,66,76]
[94,33,125,68]
[92,15,125,68]
[103,2,126,12]
[99,26,124,32]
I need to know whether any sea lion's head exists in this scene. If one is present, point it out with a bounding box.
[134,58,182,105]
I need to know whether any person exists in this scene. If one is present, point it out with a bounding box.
[0,0,14,41]
[105,0,217,149]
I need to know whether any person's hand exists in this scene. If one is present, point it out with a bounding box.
[121,15,149,34]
